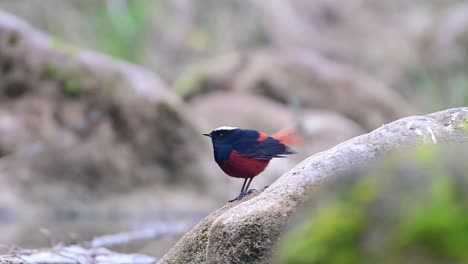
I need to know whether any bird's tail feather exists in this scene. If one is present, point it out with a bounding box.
[272,128,302,146]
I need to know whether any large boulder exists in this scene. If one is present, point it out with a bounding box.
[159,107,468,263]
[0,11,214,206]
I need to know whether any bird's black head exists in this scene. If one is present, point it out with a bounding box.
[203,126,242,164]
[203,126,240,144]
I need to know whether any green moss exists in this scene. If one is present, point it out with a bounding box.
[90,1,150,62]
[174,68,205,98]
[394,176,468,261]
[62,79,81,97]
[346,175,379,205]
[278,175,377,264]
[412,144,439,165]
[51,36,78,56]
[8,31,21,46]
[452,117,468,131]
[43,63,59,78]
[280,202,365,264]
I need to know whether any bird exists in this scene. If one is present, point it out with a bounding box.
[203,126,301,202]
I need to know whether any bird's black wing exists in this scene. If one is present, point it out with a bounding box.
[234,137,296,160]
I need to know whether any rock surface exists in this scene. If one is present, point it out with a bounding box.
[159,107,468,263]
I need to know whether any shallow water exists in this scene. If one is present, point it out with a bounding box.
[0,207,210,257]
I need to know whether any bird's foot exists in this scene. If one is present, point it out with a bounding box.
[245,189,256,195]
[228,191,248,202]
[228,189,257,202]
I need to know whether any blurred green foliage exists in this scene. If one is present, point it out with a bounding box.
[51,36,79,56]
[410,63,468,110]
[62,79,81,97]
[90,1,150,62]
[43,63,59,79]
[278,145,468,264]
[174,67,205,97]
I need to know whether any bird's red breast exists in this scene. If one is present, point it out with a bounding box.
[221,150,270,178]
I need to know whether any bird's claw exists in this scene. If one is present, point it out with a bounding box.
[228,192,245,202]
[228,189,256,202]
[245,189,256,195]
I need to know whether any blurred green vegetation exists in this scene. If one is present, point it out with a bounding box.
[278,145,468,264]
[89,1,150,63]
[410,63,468,110]
[62,79,81,97]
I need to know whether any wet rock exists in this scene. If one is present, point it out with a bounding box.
[159,107,468,263]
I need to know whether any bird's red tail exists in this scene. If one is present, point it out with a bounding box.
[272,128,302,146]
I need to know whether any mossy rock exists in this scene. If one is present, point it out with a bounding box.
[278,144,468,264]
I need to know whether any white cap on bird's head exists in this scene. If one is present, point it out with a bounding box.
[203,126,239,137]
[213,126,238,131]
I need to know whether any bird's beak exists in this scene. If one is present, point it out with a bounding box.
[203,133,211,137]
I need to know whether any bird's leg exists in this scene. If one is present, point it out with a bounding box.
[240,178,248,193]
[244,177,255,194]
[228,178,249,202]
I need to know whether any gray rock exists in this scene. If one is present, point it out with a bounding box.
[159,107,468,263]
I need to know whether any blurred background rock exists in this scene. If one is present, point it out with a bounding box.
[0,0,466,259]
